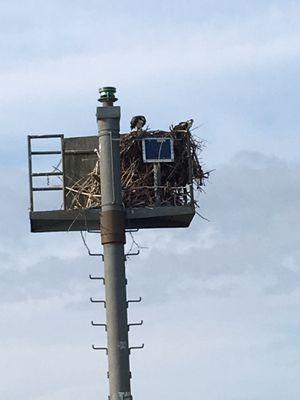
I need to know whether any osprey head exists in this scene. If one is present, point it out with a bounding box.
[130,115,146,130]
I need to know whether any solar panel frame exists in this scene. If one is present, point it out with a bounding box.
[142,137,174,163]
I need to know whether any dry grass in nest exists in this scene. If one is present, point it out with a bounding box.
[66,126,209,209]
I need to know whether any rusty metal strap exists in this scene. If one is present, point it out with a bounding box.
[100,210,126,244]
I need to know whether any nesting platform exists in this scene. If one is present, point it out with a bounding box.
[28,124,206,233]
[30,205,195,232]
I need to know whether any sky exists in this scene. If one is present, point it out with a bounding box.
[0,1,300,399]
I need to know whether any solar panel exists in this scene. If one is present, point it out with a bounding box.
[142,137,174,163]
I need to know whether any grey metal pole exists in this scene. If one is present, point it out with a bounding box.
[153,162,161,205]
[96,87,132,400]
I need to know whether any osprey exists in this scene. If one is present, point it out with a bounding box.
[130,115,146,131]
[173,119,194,131]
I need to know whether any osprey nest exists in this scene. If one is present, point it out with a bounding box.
[65,124,208,209]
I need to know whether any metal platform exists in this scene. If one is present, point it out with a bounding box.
[30,205,195,232]
[28,133,195,232]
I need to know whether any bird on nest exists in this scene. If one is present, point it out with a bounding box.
[173,119,194,131]
[130,115,146,131]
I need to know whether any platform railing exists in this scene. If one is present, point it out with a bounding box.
[27,134,64,211]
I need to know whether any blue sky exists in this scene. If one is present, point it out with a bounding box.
[0,1,300,399]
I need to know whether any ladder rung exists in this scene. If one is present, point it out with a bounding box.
[31,151,61,155]
[32,172,63,177]
[32,186,63,191]
[64,150,97,155]
[28,134,64,139]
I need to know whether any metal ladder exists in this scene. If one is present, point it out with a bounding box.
[27,134,64,211]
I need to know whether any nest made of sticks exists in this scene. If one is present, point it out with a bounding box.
[65,125,208,209]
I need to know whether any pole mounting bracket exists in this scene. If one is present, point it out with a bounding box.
[92,345,108,354]
[90,297,106,308]
[89,274,105,284]
[129,344,144,353]
[128,320,143,331]
[127,297,142,307]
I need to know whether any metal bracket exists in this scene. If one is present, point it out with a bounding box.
[80,231,104,259]
[91,321,107,330]
[127,297,142,307]
[125,249,140,260]
[129,344,144,353]
[128,320,143,331]
[88,251,104,260]
[89,274,105,284]
[90,297,106,307]
[92,345,108,354]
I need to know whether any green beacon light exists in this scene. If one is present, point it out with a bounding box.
[98,86,118,104]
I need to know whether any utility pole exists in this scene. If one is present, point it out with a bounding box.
[97,87,132,400]
[28,85,203,399]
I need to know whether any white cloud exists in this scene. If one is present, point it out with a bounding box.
[1,2,300,104]
[1,2,299,165]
